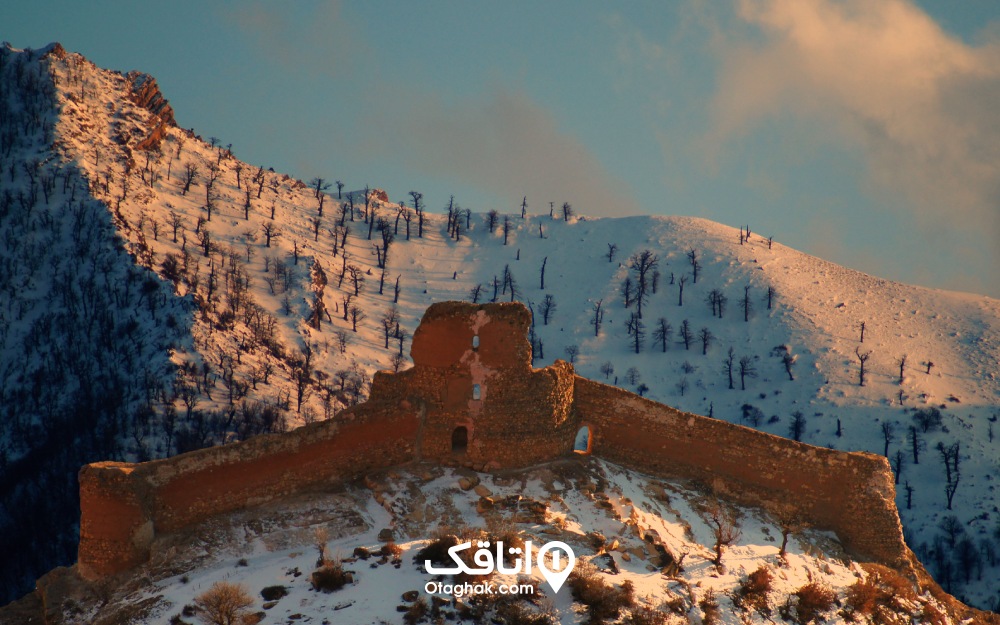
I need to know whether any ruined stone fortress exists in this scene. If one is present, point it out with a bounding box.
[78,301,912,580]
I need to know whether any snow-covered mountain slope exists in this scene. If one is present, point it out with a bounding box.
[9,459,988,625]
[1,42,998,610]
[0,43,192,605]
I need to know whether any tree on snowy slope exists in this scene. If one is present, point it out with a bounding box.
[539,294,556,325]
[626,313,645,354]
[628,250,658,319]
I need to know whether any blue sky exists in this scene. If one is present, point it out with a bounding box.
[4,0,999,296]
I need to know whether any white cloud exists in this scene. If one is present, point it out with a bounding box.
[708,0,1000,287]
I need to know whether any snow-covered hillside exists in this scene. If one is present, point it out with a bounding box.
[17,459,982,625]
[1,43,998,611]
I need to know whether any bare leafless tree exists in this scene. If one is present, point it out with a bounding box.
[738,355,757,390]
[347,264,364,296]
[626,313,644,354]
[629,250,659,319]
[775,507,808,559]
[335,330,350,354]
[652,317,672,352]
[466,283,483,304]
[261,222,280,247]
[699,327,713,355]
[349,305,365,332]
[740,284,753,322]
[591,299,604,336]
[380,306,399,349]
[855,346,872,386]
[181,162,198,195]
[168,211,184,242]
[881,421,895,457]
[706,500,741,569]
[409,190,424,237]
[564,344,579,364]
[621,276,633,308]
[539,294,557,325]
[687,248,701,283]
[678,319,692,351]
[706,288,723,317]
[600,361,614,380]
[937,441,961,510]
[310,177,331,200]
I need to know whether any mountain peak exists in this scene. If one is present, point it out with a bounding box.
[1,41,65,58]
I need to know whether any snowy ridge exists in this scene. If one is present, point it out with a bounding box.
[0,43,998,612]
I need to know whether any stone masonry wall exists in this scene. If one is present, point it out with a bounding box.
[77,464,152,580]
[573,376,910,568]
[76,301,912,580]
[404,302,579,469]
[77,406,419,579]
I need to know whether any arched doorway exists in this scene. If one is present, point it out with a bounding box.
[573,426,592,455]
[452,426,469,454]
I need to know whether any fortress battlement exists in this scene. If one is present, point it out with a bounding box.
[77,302,910,579]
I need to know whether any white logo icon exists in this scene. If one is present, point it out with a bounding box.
[425,539,575,593]
[535,541,574,593]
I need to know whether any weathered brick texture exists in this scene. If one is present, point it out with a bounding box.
[77,302,911,579]
[572,377,909,569]
[77,411,419,578]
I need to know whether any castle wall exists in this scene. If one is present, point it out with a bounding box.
[75,301,913,580]
[77,407,419,579]
[573,376,909,567]
[77,465,152,579]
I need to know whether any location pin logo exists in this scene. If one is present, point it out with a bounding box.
[536,541,575,593]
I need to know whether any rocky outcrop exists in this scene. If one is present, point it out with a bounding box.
[126,71,174,151]
[127,72,174,125]
[41,42,67,60]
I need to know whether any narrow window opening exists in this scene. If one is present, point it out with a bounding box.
[452,426,469,454]
[472,335,480,350]
[472,384,481,400]
[573,426,593,455]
